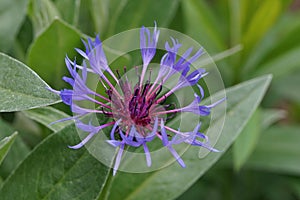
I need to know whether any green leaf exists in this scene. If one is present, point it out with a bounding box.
[242,13,300,77]
[270,70,300,102]
[233,109,261,170]
[106,0,179,36]
[0,119,30,179]
[261,108,286,129]
[240,0,291,32]
[289,178,300,198]
[0,53,60,112]
[253,46,300,79]
[27,19,83,88]
[182,0,227,53]
[71,0,109,37]
[242,0,282,54]
[0,132,18,166]
[89,0,109,33]
[0,0,28,52]
[100,75,272,200]
[23,107,71,132]
[246,125,300,175]
[181,0,232,84]
[53,0,80,26]
[0,123,113,199]
[28,0,61,36]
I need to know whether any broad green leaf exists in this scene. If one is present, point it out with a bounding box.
[0,132,18,166]
[233,109,261,170]
[0,123,113,199]
[23,107,71,132]
[27,19,83,88]
[0,53,60,112]
[0,119,29,179]
[246,125,300,175]
[100,75,272,200]
[0,0,28,52]
[106,0,179,36]
[28,0,61,36]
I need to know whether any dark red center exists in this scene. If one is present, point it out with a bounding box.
[128,81,156,126]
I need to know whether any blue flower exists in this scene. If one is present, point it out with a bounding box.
[50,23,224,175]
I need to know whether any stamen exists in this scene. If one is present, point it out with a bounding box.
[101,74,122,99]
[106,89,112,100]
[101,107,113,117]
[163,103,176,109]
[166,112,177,121]
[116,69,121,79]
[141,80,150,96]
[157,95,167,104]
[99,79,108,90]
[155,84,163,96]
[156,88,174,104]
[147,80,163,100]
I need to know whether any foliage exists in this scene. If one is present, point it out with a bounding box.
[0,0,300,199]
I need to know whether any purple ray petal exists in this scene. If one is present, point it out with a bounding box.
[143,143,151,167]
[113,143,125,176]
[68,131,97,149]
[167,146,186,168]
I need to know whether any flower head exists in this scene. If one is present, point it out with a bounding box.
[50,23,224,175]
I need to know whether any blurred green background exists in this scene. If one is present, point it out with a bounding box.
[1,0,300,199]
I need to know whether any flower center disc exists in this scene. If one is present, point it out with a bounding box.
[110,79,165,137]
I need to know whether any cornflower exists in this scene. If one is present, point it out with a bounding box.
[50,23,224,175]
